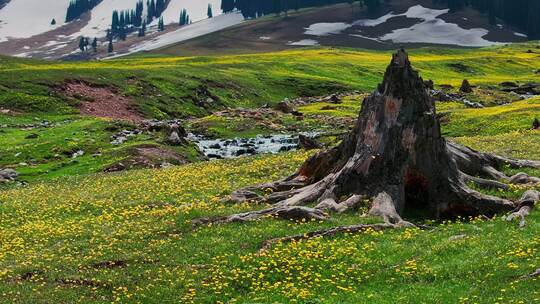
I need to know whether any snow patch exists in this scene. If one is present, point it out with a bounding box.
[354,5,500,47]
[378,6,497,47]
[114,12,243,57]
[305,22,350,36]
[288,39,319,46]
[0,0,69,42]
[300,5,500,47]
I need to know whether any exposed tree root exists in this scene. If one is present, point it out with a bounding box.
[259,223,396,252]
[192,206,328,227]
[505,190,540,228]
[520,268,540,279]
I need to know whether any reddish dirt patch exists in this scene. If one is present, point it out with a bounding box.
[64,81,144,122]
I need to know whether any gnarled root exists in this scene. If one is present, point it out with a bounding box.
[259,223,395,252]
[521,268,540,279]
[448,142,540,184]
[368,189,414,227]
[192,206,328,227]
[505,190,540,228]
[316,194,365,213]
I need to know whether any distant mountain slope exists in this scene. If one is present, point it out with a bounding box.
[0,0,228,59]
[0,0,535,60]
[155,0,529,57]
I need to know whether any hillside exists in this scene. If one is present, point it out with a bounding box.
[1,40,540,303]
[0,0,537,59]
[0,43,539,181]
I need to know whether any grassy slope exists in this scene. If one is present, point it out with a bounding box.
[0,151,539,303]
[1,43,539,118]
[1,43,539,181]
[1,44,540,303]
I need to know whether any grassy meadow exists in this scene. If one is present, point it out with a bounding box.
[0,42,540,303]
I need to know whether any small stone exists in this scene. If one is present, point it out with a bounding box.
[448,234,467,241]
[0,168,19,181]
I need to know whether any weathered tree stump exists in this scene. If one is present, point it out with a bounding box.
[194,49,540,230]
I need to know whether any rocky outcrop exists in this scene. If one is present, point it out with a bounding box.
[500,82,540,95]
[0,169,18,182]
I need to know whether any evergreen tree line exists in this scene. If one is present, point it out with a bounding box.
[179,9,190,26]
[110,1,146,40]
[146,0,167,23]
[434,0,540,38]
[78,36,98,53]
[230,0,381,19]
[66,0,101,22]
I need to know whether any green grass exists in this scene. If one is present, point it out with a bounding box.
[1,43,538,118]
[0,149,539,303]
[1,43,540,303]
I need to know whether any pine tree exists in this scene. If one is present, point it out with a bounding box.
[221,0,235,13]
[158,17,165,31]
[179,9,189,26]
[79,37,86,52]
[108,36,114,53]
[156,0,165,16]
[51,18,57,25]
[207,4,213,18]
[138,21,147,37]
[91,38,98,52]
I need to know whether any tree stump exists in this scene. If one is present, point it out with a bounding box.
[195,49,540,229]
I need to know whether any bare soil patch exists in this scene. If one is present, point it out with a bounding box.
[63,81,144,122]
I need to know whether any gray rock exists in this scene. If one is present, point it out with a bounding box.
[0,169,19,181]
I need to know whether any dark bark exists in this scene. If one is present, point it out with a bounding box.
[195,49,540,228]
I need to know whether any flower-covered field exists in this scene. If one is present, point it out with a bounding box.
[1,144,539,303]
[1,42,540,303]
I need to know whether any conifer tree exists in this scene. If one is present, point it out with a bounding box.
[179,9,190,26]
[91,37,98,52]
[207,4,213,18]
[51,18,57,25]
[108,36,114,53]
[78,37,86,52]
[158,17,165,31]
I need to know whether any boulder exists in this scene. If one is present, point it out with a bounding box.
[0,169,18,182]
[460,79,473,93]
[274,101,294,114]
[298,135,321,150]
[328,94,342,104]
[500,81,518,88]
[166,123,187,146]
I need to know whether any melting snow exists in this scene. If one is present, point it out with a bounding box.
[114,12,244,57]
[0,0,69,41]
[301,5,501,47]
[305,22,350,36]
[288,39,319,46]
[377,6,498,47]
